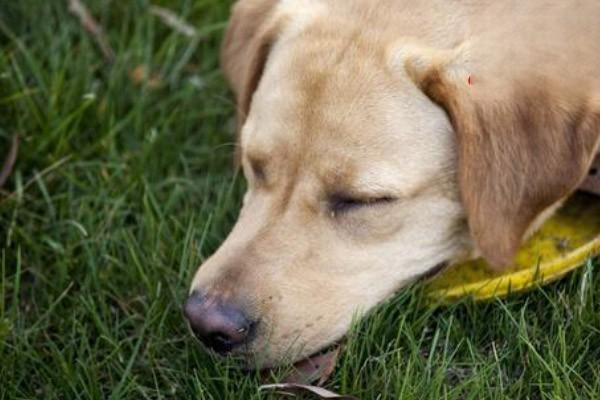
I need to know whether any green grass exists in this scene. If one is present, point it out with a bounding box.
[1,1,599,399]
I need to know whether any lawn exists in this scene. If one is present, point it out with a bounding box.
[1,1,599,399]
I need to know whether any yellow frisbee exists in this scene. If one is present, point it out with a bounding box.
[426,192,600,301]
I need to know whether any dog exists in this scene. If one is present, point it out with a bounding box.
[184,0,600,367]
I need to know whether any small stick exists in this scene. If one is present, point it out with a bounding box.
[259,383,358,400]
[67,0,115,63]
[149,5,198,38]
[0,135,19,189]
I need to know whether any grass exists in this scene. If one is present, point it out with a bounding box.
[0,1,599,399]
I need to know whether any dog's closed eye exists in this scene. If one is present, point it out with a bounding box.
[329,194,396,214]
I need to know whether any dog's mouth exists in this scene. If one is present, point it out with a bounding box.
[261,343,342,385]
[258,260,450,377]
[189,260,451,379]
[272,261,450,379]
[258,344,359,399]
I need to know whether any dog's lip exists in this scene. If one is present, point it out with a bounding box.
[260,342,343,383]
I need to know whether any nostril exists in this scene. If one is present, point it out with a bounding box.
[211,332,233,346]
[183,292,254,354]
[201,322,252,354]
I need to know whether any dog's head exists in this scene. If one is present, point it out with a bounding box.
[184,0,600,367]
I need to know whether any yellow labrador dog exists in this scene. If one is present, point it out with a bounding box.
[184,0,600,367]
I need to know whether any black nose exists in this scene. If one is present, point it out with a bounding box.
[183,291,253,354]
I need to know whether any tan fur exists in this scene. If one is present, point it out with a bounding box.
[403,43,600,268]
[190,0,600,366]
[220,0,278,115]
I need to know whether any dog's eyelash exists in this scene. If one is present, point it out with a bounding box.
[329,195,396,214]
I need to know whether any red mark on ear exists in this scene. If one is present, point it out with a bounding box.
[467,75,473,86]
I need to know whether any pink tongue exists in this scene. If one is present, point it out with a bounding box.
[284,346,341,385]
[259,346,360,399]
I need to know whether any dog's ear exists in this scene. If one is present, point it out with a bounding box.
[397,43,600,269]
[221,0,280,123]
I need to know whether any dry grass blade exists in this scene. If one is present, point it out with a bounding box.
[259,348,353,399]
[67,0,115,63]
[259,383,359,400]
[0,135,19,189]
[149,6,198,38]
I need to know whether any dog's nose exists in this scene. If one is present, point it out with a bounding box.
[183,291,253,354]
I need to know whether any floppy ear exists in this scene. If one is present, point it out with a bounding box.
[400,43,600,269]
[221,0,280,124]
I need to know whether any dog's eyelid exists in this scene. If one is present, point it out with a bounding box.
[328,192,397,213]
[331,190,397,201]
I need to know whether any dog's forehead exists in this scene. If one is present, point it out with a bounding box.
[244,40,396,151]
[242,88,401,184]
[242,25,455,194]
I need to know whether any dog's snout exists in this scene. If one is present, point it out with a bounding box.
[183,291,253,354]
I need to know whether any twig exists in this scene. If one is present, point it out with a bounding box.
[67,0,115,63]
[149,5,198,38]
[0,135,19,189]
[259,384,358,400]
